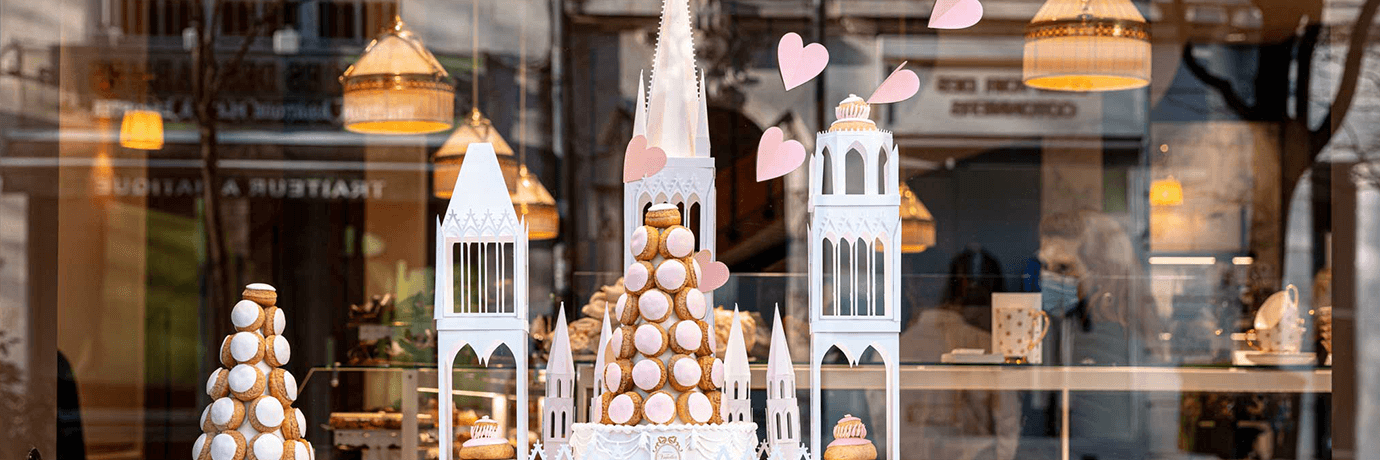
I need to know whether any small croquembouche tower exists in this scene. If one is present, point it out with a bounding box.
[568,205,757,460]
[194,283,315,460]
[808,95,901,460]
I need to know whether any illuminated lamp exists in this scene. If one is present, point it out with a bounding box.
[1150,175,1184,206]
[1022,0,1151,92]
[119,110,164,150]
[900,182,936,253]
[340,16,455,134]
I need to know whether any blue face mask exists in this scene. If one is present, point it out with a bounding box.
[1041,270,1080,315]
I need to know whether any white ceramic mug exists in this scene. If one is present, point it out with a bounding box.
[1248,284,1305,353]
[992,293,1045,363]
[993,306,1049,362]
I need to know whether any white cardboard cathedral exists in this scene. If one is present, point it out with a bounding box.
[544,307,576,457]
[766,305,803,459]
[434,142,531,460]
[722,306,752,424]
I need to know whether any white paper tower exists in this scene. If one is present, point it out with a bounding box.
[767,306,801,458]
[807,96,901,460]
[544,307,576,457]
[433,143,530,460]
[624,0,717,332]
[587,307,613,422]
[722,306,752,423]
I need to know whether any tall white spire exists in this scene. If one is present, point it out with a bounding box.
[544,306,574,456]
[588,306,614,422]
[548,307,575,376]
[645,0,700,158]
[694,71,710,158]
[767,305,793,379]
[723,305,752,423]
[633,70,648,137]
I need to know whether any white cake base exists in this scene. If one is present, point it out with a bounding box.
[569,422,758,460]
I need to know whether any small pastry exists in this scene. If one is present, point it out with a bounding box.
[210,430,248,460]
[200,405,216,433]
[603,359,633,394]
[219,336,236,368]
[643,391,677,425]
[668,354,702,392]
[261,307,285,337]
[638,289,672,322]
[631,225,661,261]
[705,390,724,424]
[675,289,708,321]
[634,323,669,357]
[195,432,214,460]
[655,259,690,293]
[607,392,644,426]
[208,367,230,399]
[691,258,702,287]
[668,320,706,355]
[615,294,640,326]
[280,407,306,440]
[645,203,681,228]
[228,364,266,401]
[268,369,298,405]
[631,358,667,392]
[246,434,283,460]
[624,261,654,294]
[598,392,616,424]
[263,335,291,367]
[614,326,637,359]
[230,331,265,365]
[283,440,311,460]
[698,356,724,390]
[242,283,277,307]
[232,300,265,333]
[247,396,286,432]
[675,390,714,425]
[458,416,516,459]
[657,226,696,259]
[824,415,878,460]
[210,396,246,430]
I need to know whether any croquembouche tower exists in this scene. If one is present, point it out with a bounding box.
[808,95,901,460]
[433,142,531,460]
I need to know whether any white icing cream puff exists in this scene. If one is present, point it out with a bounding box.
[644,392,676,424]
[195,433,213,460]
[227,364,263,399]
[683,290,707,320]
[673,320,702,352]
[210,432,245,460]
[288,440,310,460]
[634,324,666,356]
[263,307,286,336]
[250,434,283,460]
[639,290,671,322]
[250,396,286,430]
[686,392,713,423]
[264,335,291,367]
[246,283,276,292]
[625,262,652,293]
[602,363,623,393]
[210,397,243,430]
[663,227,695,258]
[230,332,264,364]
[232,300,265,332]
[672,356,702,388]
[655,259,688,292]
[632,359,664,391]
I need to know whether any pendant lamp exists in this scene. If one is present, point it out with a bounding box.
[433,108,519,198]
[119,109,164,150]
[341,16,455,134]
[1150,175,1183,206]
[1022,0,1151,92]
[899,182,936,253]
[513,165,559,240]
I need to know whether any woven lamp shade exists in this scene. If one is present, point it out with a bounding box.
[1022,0,1150,92]
[432,108,519,198]
[900,183,936,253]
[119,110,164,150]
[513,165,559,240]
[341,17,455,134]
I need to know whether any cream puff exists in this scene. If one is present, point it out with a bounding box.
[228,364,266,401]
[654,259,691,293]
[261,307,285,337]
[247,396,286,432]
[210,430,248,460]
[638,289,672,322]
[210,396,246,430]
[668,319,707,355]
[246,434,283,460]
[282,440,312,460]
[698,356,724,391]
[676,390,714,425]
[200,405,216,433]
[631,225,661,261]
[634,323,669,357]
[674,289,708,321]
[612,325,637,359]
[208,367,230,399]
[645,204,681,228]
[643,391,677,425]
[603,359,633,394]
[624,261,654,294]
[705,390,724,424]
[280,407,306,440]
[823,415,878,460]
[668,354,702,392]
[598,392,616,424]
[232,300,265,333]
[229,331,265,365]
[268,369,298,406]
[263,335,291,367]
[219,336,236,368]
[614,293,640,326]
[657,226,696,260]
[607,392,644,426]
[631,358,667,392]
[242,283,277,307]
[195,432,215,460]
[458,416,515,459]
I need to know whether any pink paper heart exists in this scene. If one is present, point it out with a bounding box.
[928,0,983,29]
[755,127,807,182]
[867,62,921,104]
[623,135,667,183]
[694,250,730,292]
[778,32,830,91]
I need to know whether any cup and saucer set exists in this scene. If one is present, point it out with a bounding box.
[942,293,1048,365]
[1232,284,1317,366]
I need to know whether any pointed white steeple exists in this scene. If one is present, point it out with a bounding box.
[722,305,752,423]
[694,71,710,158]
[766,304,800,456]
[544,307,575,454]
[645,0,700,158]
[588,306,614,422]
[633,71,648,138]
[548,308,575,376]
[767,306,794,381]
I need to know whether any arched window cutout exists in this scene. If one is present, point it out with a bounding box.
[561,411,567,436]
[838,239,853,316]
[874,237,886,316]
[877,147,889,194]
[821,147,834,194]
[856,237,868,315]
[775,413,783,439]
[845,149,865,194]
[822,238,835,316]
[786,412,794,438]
[688,201,701,251]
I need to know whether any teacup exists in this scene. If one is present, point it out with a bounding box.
[1248,284,1305,353]
[993,305,1049,363]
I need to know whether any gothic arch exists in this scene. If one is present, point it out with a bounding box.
[845,149,865,194]
[821,146,835,194]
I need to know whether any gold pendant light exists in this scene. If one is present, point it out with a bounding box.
[900,182,936,253]
[119,109,165,150]
[1022,0,1151,92]
[340,16,455,134]
[513,165,559,240]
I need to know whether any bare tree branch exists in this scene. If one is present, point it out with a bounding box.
[1319,0,1380,140]
[1181,43,1256,119]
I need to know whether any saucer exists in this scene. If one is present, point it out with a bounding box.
[1233,351,1316,366]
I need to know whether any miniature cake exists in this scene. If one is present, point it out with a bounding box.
[458,416,515,460]
[570,206,756,460]
[194,284,313,460]
[823,415,877,460]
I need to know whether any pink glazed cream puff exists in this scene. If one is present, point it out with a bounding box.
[823,415,877,460]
